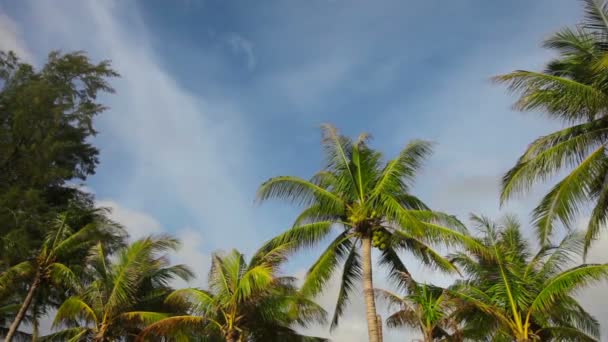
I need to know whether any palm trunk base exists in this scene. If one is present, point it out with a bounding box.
[362,236,380,342]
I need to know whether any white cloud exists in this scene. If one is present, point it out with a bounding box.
[98,200,209,287]
[226,33,256,70]
[0,13,32,61]
[97,200,163,240]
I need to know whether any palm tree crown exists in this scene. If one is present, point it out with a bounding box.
[496,0,608,252]
[139,243,327,342]
[376,277,464,342]
[257,124,477,342]
[47,235,193,341]
[451,215,607,342]
[1,212,125,342]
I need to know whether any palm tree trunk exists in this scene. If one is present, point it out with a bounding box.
[226,329,238,342]
[94,324,108,342]
[424,329,433,342]
[4,273,41,342]
[361,236,380,342]
[376,315,383,342]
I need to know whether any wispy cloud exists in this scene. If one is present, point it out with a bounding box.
[226,33,256,70]
[0,12,32,61]
[98,200,210,287]
[18,0,262,252]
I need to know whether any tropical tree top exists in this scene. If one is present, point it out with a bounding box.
[139,243,327,342]
[257,124,475,282]
[450,215,605,341]
[375,275,465,342]
[495,0,608,252]
[47,235,193,341]
[256,124,480,342]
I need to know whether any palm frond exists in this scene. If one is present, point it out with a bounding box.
[165,288,215,314]
[301,232,353,297]
[257,176,345,211]
[371,140,433,198]
[237,264,274,301]
[543,27,597,58]
[0,261,34,294]
[320,124,357,189]
[501,119,608,203]
[539,326,598,342]
[379,247,413,292]
[48,262,79,290]
[255,222,334,261]
[531,145,607,244]
[39,327,90,342]
[529,263,608,314]
[493,71,608,122]
[582,0,608,33]
[137,315,207,341]
[119,311,170,326]
[586,164,608,255]
[330,244,361,330]
[53,297,98,328]
[392,231,459,274]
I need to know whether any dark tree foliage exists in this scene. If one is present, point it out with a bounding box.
[0,50,119,264]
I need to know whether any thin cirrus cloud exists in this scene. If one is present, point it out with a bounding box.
[12,0,263,253]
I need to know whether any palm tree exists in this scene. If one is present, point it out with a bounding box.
[375,277,464,342]
[47,235,193,341]
[256,124,479,342]
[450,215,606,342]
[0,212,125,342]
[138,243,327,342]
[495,0,608,253]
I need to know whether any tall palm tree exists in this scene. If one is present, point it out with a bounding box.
[451,215,606,342]
[496,0,608,253]
[138,243,327,342]
[0,212,125,342]
[46,235,193,341]
[256,124,479,342]
[375,277,464,342]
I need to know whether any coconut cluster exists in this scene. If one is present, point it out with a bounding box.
[371,228,391,250]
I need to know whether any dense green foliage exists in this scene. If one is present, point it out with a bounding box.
[47,235,192,341]
[0,51,124,341]
[0,212,125,341]
[449,216,603,342]
[140,245,327,342]
[0,51,119,264]
[375,278,464,342]
[3,0,608,341]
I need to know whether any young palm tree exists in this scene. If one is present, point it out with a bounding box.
[256,124,479,342]
[451,215,606,342]
[375,277,464,342]
[46,235,193,341]
[495,0,608,252]
[0,212,125,342]
[138,244,327,342]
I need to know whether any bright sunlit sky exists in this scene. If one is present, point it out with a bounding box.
[2,0,607,340]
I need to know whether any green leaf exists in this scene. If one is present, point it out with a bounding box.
[330,244,361,330]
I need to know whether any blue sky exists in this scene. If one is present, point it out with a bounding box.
[2,0,608,340]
